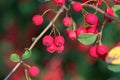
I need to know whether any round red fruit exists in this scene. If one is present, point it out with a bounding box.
[46,43,56,53]
[116,42,120,46]
[72,2,82,12]
[55,36,65,47]
[104,7,114,22]
[42,35,54,46]
[85,13,98,25]
[62,17,73,27]
[67,30,77,40]
[54,0,65,5]
[97,45,108,55]
[89,45,99,58]
[76,27,87,36]
[28,66,40,77]
[32,15,44,26]
[56,45,64,53]
[114,0,120,5]
[87,27,98,34]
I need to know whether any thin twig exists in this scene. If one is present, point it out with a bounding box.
[82,4,120,23]
[4,5,65,80]
[29,5,65,50]
[4,61,22,80]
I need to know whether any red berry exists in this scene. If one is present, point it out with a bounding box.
[54,36,65,47]
[104,7,114,22]
[62,17,73,27]
[29,66,40,77]
[54,0,65,5]
[56,45,64,53]
[87,27,98,34]
[46,43,56,53]
[82,0,88,2]
[67,30,77,40]
[76,27,87,36]
[116,42,120,46]
[96,0,102,6]
[32,15,43,26]
[42,35,54,46]
[72,2,82,12]
[97,45,108,55]
[89,45,99,58]
[114,0,120,5]
[85,13,98,25]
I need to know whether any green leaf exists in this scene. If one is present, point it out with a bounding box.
[38,0,51,2]
[22,49,31,60]
[113,5,120,18]
[107,64,120,72]
[77,33,97,45]
[10,54,20,62]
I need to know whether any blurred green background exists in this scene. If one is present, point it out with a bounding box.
[0,0,120,80]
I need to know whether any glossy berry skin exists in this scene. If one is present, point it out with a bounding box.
[104,7,114,22]
[76,27,87,36]
[56,45,64,53]
[54,36,65,47]
[116,42,120,46]
[96,0,102,6]
[32,15,43,26]
[54,0,65,5]
[46,43,56,53]
[97,45,108,55]
[42,35,54,46]
[89,45,99,58]
[87,27,98,34]
[67,30,77,40]
[85,13,98,25]
[62,17,73,27]
[28,66,40,77]
[114,0,120,5]
[82,0,88,2]
[72,2,82,12]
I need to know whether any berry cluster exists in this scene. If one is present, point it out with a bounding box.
[6,0,120,79]
[89,45,108,59]
[42,35,65,53]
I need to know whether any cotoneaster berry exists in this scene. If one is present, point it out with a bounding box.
[54,35,65,47]
[76,27,87,36]
[32,15,44,26]
[104,7,114,22]
[96,0,102,6]
[89,45,99,58]
[85,13,98,25]
[116,42,120,46]
[28,66,40,77]
[82,0,88,2]
[56,45,64,53]
[97,45,108,55]
[42,35,54,46]
[87,27,98,34]
[67,30,77,40]
[54,0,65,5]
[46,43,56,53]
[72,2,82,12]
[114,0,120,5]
[62,17,73,27]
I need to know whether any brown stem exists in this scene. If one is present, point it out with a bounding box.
[82,4,120,23]
[4,61,22,80]
[29,5,65,50]
[4,5,65,80]
[96,20,106,45]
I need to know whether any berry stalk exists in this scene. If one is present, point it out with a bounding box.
[4,5,65,80]
[82,4,120,23]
